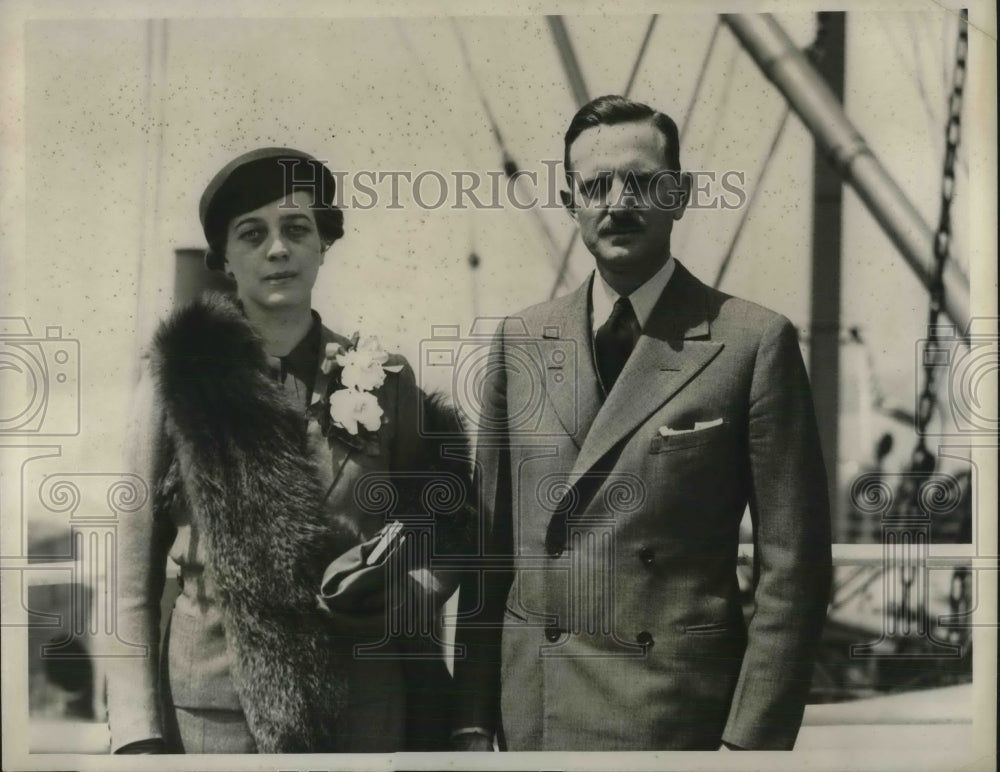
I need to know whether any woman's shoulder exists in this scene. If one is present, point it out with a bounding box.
[318,324,353,353]
[383,351,412,373]
[318,323,414,376]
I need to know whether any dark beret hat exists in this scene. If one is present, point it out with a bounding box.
[199,147,339,271]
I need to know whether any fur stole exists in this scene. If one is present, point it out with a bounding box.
[150,293,472,752]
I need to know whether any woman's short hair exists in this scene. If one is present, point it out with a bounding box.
[199,147,344,271]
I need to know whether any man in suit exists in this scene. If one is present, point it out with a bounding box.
[452,95,832,751]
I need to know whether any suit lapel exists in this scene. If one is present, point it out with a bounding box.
[568,261,723,486]
[541,277,603,449]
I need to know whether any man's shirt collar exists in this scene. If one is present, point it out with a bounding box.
[590,255,675,336]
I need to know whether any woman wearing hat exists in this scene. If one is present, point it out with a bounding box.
[107,148,471,754]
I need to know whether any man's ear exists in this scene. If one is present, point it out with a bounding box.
[559,189,578,220]
[672,171,693,221]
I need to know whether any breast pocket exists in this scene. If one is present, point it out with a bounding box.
[649,420,729,454]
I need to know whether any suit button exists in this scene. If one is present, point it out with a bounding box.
[637,631,654,648]
[638,547,654,566]
[544,626,561,642]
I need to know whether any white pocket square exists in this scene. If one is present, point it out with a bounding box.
[658,418,724,437]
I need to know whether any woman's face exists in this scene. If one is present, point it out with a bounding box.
[224,190,326,313]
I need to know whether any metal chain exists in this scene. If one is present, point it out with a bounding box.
[947,567,971,644]
[903,10,968,485]
[885,13,971,652]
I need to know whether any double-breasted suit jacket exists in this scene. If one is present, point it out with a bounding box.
[453,260,833,750]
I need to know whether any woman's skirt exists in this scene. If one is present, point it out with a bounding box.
[164,706,257,753]
[160,605,416,752]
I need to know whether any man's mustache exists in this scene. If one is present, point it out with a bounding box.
[602,211,645,233]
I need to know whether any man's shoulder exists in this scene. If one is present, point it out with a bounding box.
[683,269,795,342]
[495,288,585,338]
[712,289,790,333]
[508,296,564,325]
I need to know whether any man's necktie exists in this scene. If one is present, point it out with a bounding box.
[594,296,640,394]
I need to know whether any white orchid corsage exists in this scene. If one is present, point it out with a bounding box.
[307,332,403,456]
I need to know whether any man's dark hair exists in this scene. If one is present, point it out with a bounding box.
[563,95,682,181]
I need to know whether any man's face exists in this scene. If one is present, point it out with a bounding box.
[566,120,688,281]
